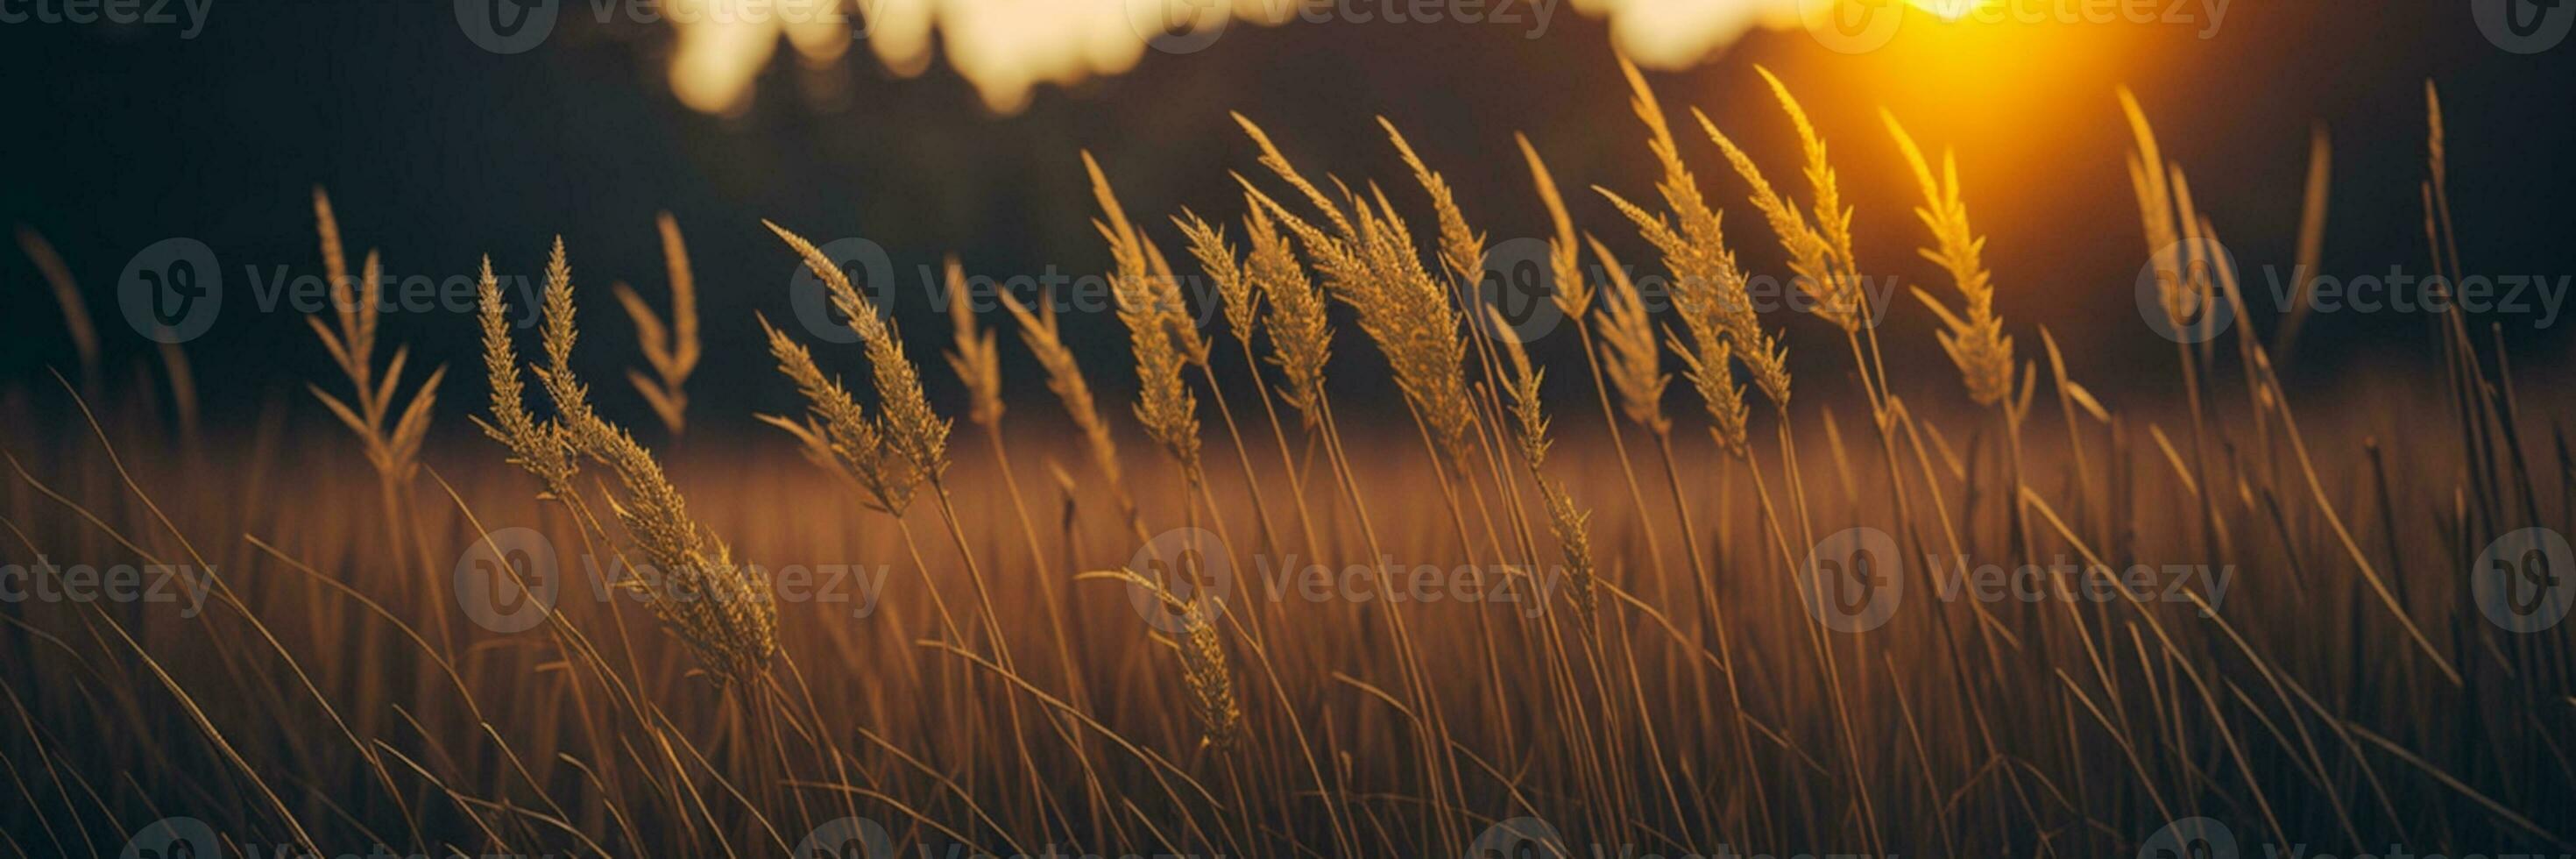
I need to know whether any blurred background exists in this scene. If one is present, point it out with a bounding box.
[3,0,2572,434]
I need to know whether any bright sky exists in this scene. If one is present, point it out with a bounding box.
[661,0,1810,115]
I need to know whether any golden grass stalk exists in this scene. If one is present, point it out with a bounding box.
[1596,57,1790,409]
[757,313,919,514]
[1177,599,1243,749]
[1080,567,1244,750]
[1176,210,1260,345]
[1173,209,1297,557]
[613,211,700,437]
[1667,320,1751,462]
[1086,153,1206,484]
[765,220,953,482]
[1884,112,2013,407]
[471,256,579,500]
[996,287,1129,501]
[1240,195,1333,430]
[1586,238,1673,437]
[1238,117,1477,465]
[307,188,444,483]
[1490,308,1599,634]
[941,256,1005,429]
[2271,126,2333,364]
[1518,134,1591,323]
[1696,133,1852,333]
[478,238,778,688]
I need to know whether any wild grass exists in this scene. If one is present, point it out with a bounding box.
[2,59,2572,859]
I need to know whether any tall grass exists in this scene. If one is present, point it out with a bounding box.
[1,60,2569,859]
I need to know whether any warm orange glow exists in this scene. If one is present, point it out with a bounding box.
[1907,0,1994,21]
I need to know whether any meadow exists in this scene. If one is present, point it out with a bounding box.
[2,59,2570,859]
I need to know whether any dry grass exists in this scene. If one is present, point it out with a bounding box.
[2,60,2572,859]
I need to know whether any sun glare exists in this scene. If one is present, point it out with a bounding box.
[1908,0,1993,21]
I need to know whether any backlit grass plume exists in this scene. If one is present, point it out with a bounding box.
[1176,210,1259,345]
[764,220,953,484]
[307,188,445,483]
[1885,112,2013,406]
[1086,153,1206,484]
[478,238,777,687]
[1085,567,1242,749]
[757,313,920,514]
[941,256,1005,429]
[1697,68,1868,335]
[1236,115,1476,463]
[613,212,700,437]
[997,287,1128,498]
[1596,56,1791,410]
[1493,307,1600,634]
[1518,134,1592,323]
[1240,198,1333,429]
[1586,238,1675,438]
